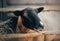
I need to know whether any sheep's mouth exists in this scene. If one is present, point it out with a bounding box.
[33,27,43,32]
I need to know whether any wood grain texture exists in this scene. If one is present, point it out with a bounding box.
[45,34,60,41]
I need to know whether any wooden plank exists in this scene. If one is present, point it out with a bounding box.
[36,33,44,41]
[2,33,44,41]
[0,33,44,41]
[45,34,60,41]
[18,37,33,41]
[0,33,43,39]
[0,31,60,41]
[0,31,60,38]
[0,9,60,12]
[7,3,60,5]
[38,31,60,34]
[0,7,60,12]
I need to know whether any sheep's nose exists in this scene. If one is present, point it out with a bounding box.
[39,21,44,29]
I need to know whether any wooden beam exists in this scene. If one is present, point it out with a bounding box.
[0,9,60,13]
[0,7,60,12]
[40,31,60,34]
[0,31,60,39]
[8,3,60,5]
[0,33,43,39]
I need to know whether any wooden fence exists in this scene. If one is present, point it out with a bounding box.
[0,31,60,41]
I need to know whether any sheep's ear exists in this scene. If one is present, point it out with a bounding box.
[35,7,44,13]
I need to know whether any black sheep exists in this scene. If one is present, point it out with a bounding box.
[7,7,44,33]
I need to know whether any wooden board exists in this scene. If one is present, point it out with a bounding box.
[45,34,60,41]
[0,32,60,41]
[0,33,44,41]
